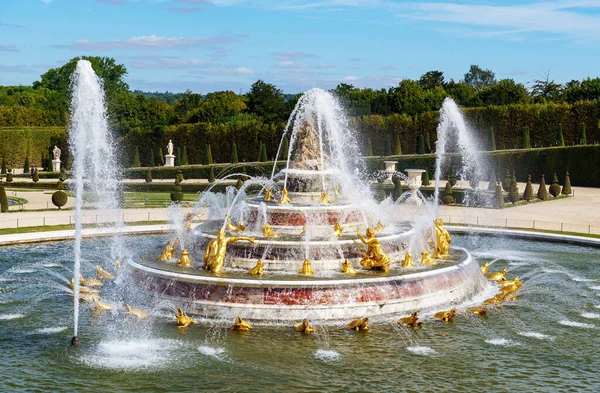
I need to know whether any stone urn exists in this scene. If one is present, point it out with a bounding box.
[383,161,397,184]
[405,169,426,205]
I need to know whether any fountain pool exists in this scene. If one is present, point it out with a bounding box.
[1,234,599,391]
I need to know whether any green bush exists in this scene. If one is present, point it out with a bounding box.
[59,167,67,182]
[132,146,141,168]
[175,147,181,166]
[556,125,565,147]
[422,168,430,186]
[205,144,213,165]
[1,156,5,174]
[489,127,496,151]
[366,138,374,156]
[6,169,13,183]
[578,123,587,145]
[145,167,152,183]
[522,126,531,149]
[508,175,520,204]
[282,138,289,160]
[392,175,402,201]
[0,186,8,212]
[170,179,183,203]
[494,183,504,208]
[148,149,155,167]
[260,143,268,162]
[561,171,572,195]
[523,175,534,201]
[176,169,184,182]
[158,147,165,166]
[416,134,425,154]
[235,178,243,190]
[393,133,402,155]
[501,169,511,192]
[208,167,215,183]
[549,172,561,197]
[51,190,68,209]
[384,135,392,156]
[448,169,457,187]
[23,155,30,173]
[488,171,497,191]
[257,141,263,162]
[537,174,547,200]
[441,182,454,204]
[231,142,239,164]
[56,179,64,190]
[32,169,39,182]
[182,146,189,165]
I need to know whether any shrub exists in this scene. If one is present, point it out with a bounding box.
[422,168,430,186]
[132,146,141,168]
[416,135,425,154]
[170,179,183,203]
[56,179,64,190]
[6,169,13,183]
[145,167,152,183]
[578,123,587,145]
[175,147,181,166]
[384,135,392,156]
[501,169,511,192]
[1,156,5,174]
[182,146,189,165]
[522,126,531,149]
[47,147,53,172]
[0,186,8,213]
[59,167,67,182]
[51,190,68,209]
[549,172,561,197]
[537,174,548,200]
[556,125,565,147]
[488,171,497,191]
[208,167,215,183]
[176,169,184,182]
[205,144,213,165]
[366,138,374,156]
[393,133,402,155]
[260,143,268,162]
[448,169,457,187]
[494,183,504,208]
[231,142,239,164]
[392,175,402,200]
[282,138,289,159]
[148,149,155,167]
[236,178,243,190]
[257,141,263,162]
[508,175,520,204]
[561,171,572,195]
[489,127,496,151]
[32,169,39,182]
[523,175,534,201]
[441,182,454,204]
[23,155,30,173]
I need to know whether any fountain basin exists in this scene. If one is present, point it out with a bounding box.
[129,247,488,322]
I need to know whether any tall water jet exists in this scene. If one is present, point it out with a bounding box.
[69,60,119,343]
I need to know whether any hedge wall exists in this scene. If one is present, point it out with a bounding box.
[0,106,66,127]
[0,127,67,169]
[121,161,286,180]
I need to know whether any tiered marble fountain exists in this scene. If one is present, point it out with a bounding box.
[129,89,488,323]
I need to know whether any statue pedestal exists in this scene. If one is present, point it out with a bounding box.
[383,161,397,184]
[165,154,175,167]
[52,159,61,172]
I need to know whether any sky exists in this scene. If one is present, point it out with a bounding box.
[2,0,600,93]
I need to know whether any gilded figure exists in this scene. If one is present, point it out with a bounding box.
[357,228,390,272]
[203,229,255,273]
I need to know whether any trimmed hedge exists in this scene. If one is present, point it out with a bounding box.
[121,162,285,181]
[0,127,66,169]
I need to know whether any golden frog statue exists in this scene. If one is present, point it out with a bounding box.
[69,278,99,294]
[175,308,196,328]
[278,188,291,204]
[263,188,275,202]
[498,276,522,288]
[176,249,192,267]
[482,293,507,306]
[374,221,385,233]
[203,229,255,273]
[248,259,264,276]
[480,262,489,275]
[79,293,101,303]
[262,223,278,238]
[341,259,356,275]
[333,222,344,237]
[357,228,390,272]
[397,312,422,327]
[432,218,451,258]
[487,267,508,281]
[420,250,437,265]
[91,301,113,317]
[299,259,315,275]
[402,252,414,268]
[433,308,457,323]
[122,304,150,319]
[79,274,103,288]
[319,191,331,204]
[231,316,253,331]
[96,265,115,281]
[294,318,315,333]
[466,306,487,316]
[225,216,247,233]
[347,317,369,331]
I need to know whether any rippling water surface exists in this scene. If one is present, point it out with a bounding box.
[1,234,599,392]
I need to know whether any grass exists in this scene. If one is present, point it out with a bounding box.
[0,221,167,236]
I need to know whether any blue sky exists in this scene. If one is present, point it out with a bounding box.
[1,0,600,93]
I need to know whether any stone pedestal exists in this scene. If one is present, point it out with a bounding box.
[383,161,397,184]
[405,169,426,205]
[52,159,61,172]
[165,154,175,167]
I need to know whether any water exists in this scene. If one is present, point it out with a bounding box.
[1,235,599,391]
[69,60,120,338]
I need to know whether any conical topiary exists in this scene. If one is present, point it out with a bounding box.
[6,169,13,183]
[384,135,392,156]
[170,178,183,203]
[502,169,511,192]
[257,141,263,162]
[47,148,53,172]
[158,147,165,166]
[523,175,534,201]
[182,146,189,165]
[145,167,152,183]
[578,123,587,145]
[23,155,30,173]
[393,133,402,155]
[494,183,504,208]
[32,169,39,183]
[537,174,548,200]
[549,172,561,197]
[508,175,520,204]
[441,182,454,205]
[424,130,432,153]
[522,126,531,149]
[392,175,402,201]
[282,138,290,159]
[0,186,8,213]
[236,178,243,190]
[488,171,497,191]
[556,125,565,147]
[148,148,155,167]
[489,127,496,151]
[175,147,181,166]
[561,171,572,195]
[260,143,268,162]
[1,156,6,174]
[240,166,248,182]
[231,142,239,164]
[208,167,215,183]
[176,169,184,182]
[448,168,457,187]
[132,146,141,168]
[416,135,425,154]
[422,168,430,186]
[205,144,213,165]
[366,138,374,156]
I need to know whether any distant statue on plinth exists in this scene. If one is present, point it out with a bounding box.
[167,140,174,156]
[52,145,61,171]
[165,140,175,167]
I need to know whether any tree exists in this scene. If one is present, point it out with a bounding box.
[260,143,268,162]
[448,169,457,187]
[6,169,13,183]
[463,65,496,91]
[549,173,561,197]
[0,186,8,213]
[175,147,181,166]
[537,174,548,200]
[578,123,587,145]
[205,144,213,165]
[531,69,562,102]
[145,167,152,183]
[176,169,184,182]
[51,181,67,209]
[208,167,215,183]
[1,156,5,174]
[422,168,430,186]
[182,146,189,165]
[494,183,504,208]
[393,133,402,155]
[522,126,531,149]
[416,135,425,154]
[23,155,30,173]
[562,77,600,103]
[418,70,445,90]
[556,125,565,147]
[282,138,290,159]
[236,178,243,190]
[502,169,511,192]
[246,80,287,123]
[523,175,534,201]
[170,179,183,203]
[257,141,263,162]
[231,142,239,164]
[384,135,392,156]
[148,149,155,167]
[47,148,53,172]
[508,175,520,204]
[366,139,374,156]
[561,171,572,195]
[489,127,496,151]
[392,175,403,201]
[441,182,454,205]
[132,146,141,168]
[478,79,529,106]
[158,147,165,166]
[389,79,428,115]
[488,171,497,191]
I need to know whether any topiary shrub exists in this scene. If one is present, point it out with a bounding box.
[256,141,263,162]
[556,125,565,147]
[208,167,215,183]
[508,175,520,204]
[182,146,189,165]
[59,167,67,182]
[549,172,561,198]
[51,181,67,209]
[393,133,402,155]
[23,155,30,174]
[422,168,430,187]
[170,179,183,203]
[282,138,289,159]
[523,175,534,201]
[205,144,214,165]
[522,126,531,149]
[158,147,165,166]
[392,175,402,201]
[1,156,5,175]
[6,169,13,183]
[561,171,572,195]
[175,147,181,166]
[148,149,155,167]
[236,178,243,190]
[132,146,141,168]
[441,182,454,205]
[489,126,496,151]
[32,169,39,183]
[537,174,548,200]
[56,179,64,190]
[487,171,497,191]
[176,169,184,182]
[501,169,511,192]
[384,135,392,156]
[260,143,268,162]
[0,186,8,213]
[494,182,504,208]
[231,142,239,164]
[578,123,587,145]
[416,135,425,155]
[366,138,374,156]
[145,167,152,183]
[447,169,457,187]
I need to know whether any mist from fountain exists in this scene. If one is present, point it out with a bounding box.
[69,60,120,339]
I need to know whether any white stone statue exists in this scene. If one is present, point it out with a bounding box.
[167,140,174,156]
[53,145,61,161]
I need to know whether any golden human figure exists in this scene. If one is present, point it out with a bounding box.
[433,218,451,257]
[402,252,414,268]
[263,188,275,201]
[175,308,196,328]
[278,188,291,204]
[333,222,344,237]
[357,228,390,272]
[294,318,315,333]
[203,229,255,273]
[225,216,246,233]
[342,259,356,274]
[421,250,437,265]
[319,191,331,204]
[249,259,264,276]
[158,241,173,261]
[262,223,278,238]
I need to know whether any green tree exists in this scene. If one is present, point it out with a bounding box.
[561,171,572,195]
[537,174,548,200]
[132,146,141,168]
[389,80,428,115]
[522,126,531,149]
[236,178,243,190]
[556,125,565,147]
[441,182,454,205]
[182,146,189,165]
[502,169,511,192]
[418,70,445,90]
[489,127,496,151]
[282,138,290,159]
[422,168,430,186]
[175,147,181,166]
[531,70,562,102]
[145,167,152,183]
[23,155,30,173]
[478,79,529,106]
[416,135,425,154]
[384,135,392,156]
[578,123,587,145]
[32,169,39,183]
[494,183,504,208]
[257,142,263,162]
[176,169,184,182]
[158,147,165,166]
[246,80,286,123]
[508,175,520,204]
[463,64,496,91]
[1,156,5,175]
[392,175,402,201]
[448,168,457,187]
[366,138,374,156]
[231,142,239,164]
[260,143,268,162]
[523,175,534,201]
[205,144,213,165]
[170,179,183,203]
[393,133,402,155]
[0,186,8,213]
[488,171,497,191]
[148,148,155,167]
[208,167,216,183]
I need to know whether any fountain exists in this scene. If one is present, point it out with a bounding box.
[128,89,490,323]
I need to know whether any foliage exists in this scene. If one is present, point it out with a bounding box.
[175,147,181,166]
[366,138,374,156]
[561,171,572,195]
[578,123,587,145]
[0,186,8,212]
[537,174,548,200]
[145,167,152,183]
[260,143,268,162]
[59,167,67,182]
[231,142,239,164]
[418,71,445,90]
[176,169,184,182]
[508,175,520,203]
[448,169,457,187]
[282,138,289,159]
[51,190,68,209]
[246,80,287,123]
[6,169,13,183]
[208,167,215,183]
[555,125,565,147]
[441,182,454,204]
[488,171,497,191]
[384,135,392,156]
[132,146,141,168]
[392,175,402,200]
[416,135,425,155]
[549,173,561,197]
[488,127,496,151]
[464,65,496,91]
[181,146,189,165]
[236,178,243,190]
[522,126,531,149]
[170,179,184,203]
[158,147,165,166]
[422,168,430,186]
[494,183,504,208]
[502,169,511,192]
[148,148,155,167]
[523,175,534,201]
[204,144,213,165]
[23,155,30,173]
[1,156,5,174]
[257,141,263,162]
[393,133,402,155]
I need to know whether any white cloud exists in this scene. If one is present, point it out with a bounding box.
[232,66,254,75]
[272,50,317,60]
[0,44,18,52]
[343,75,358,81]
[55,34,240,51]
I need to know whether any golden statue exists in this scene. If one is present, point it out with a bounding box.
[263,188,275,201]
[262,223,278,238]
[333,222,344,237]
[333,186,340,198]
[69,279,100,294]
[397,312,422,327]
[80,274,103,288]
[480,262,489,275]
[432,218,451,258]
[203,229,255,273]
[347,317,369,331]
[294,318,315,333]
[319,191,331,204]
[79,293,101,303]
[122,304,150,319]
[498,276,522,288]
[487,267,508,281]
[249,259,264,276]
[466,306,487,316]
[482,293,506,306]
[185,212,195,231]
[115,259,121,269]
[278,188,291,204]
[91,301,113,317]
[96,265,115,281]
[342,259,356,275]
[402,252,414,268]
[374,221,385,233]
[420,250,437,265]
[175,308,196,328]
[357,228,390,272]
[299,259,315,275]
[225,216,247,233]
[176,249,192,267]
[158,241,174,261]
[299,224,306,237]
[433,308,457,323]
[231,316,253,331]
